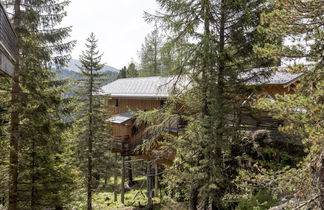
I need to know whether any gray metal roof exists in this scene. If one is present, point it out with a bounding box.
[101,76,180,98]
[242,67,304,85]
[107,112,135,124]
[100,68,303,98]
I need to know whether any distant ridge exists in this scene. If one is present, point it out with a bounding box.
[55,59,119,82]
[66,59,120,73]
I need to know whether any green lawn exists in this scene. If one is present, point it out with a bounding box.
[69,175,187,209]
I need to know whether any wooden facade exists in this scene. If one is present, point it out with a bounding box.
[106,98,165,115]
[0,3,17,77]
[106,77,301,165]
[106,97,170,164]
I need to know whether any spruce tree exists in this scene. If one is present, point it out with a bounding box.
[248,0,324,208]
[126,62,139,78]
[140,0,276,208]
[117,66,127,79]
[75,33,111,210]
[138,28,164,77]
[2,0,77,209]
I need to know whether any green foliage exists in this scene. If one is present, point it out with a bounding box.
[126,62,139,78]
[138,28,164,77]
[117,66,127,79]
[140,0,277,208]
[236,189,277,210]
[1,0,79,208]
[243,0,324,208]
[74,33,113,207]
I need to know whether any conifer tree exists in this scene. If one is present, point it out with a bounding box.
[138,28,164,76]
[75,33,111,210]
[2,0,76,209]
[126,62,139,78]
[140,0,276,208]
[248,0,324,208]
[117,66,127,79]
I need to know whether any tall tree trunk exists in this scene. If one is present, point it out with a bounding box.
[189,187,199,210]
[31,141,36,210]
[212,0,226,207]
[127,157,134,186]
[318,151,324,210]
[8,0,21,209]
[87,66,93,210]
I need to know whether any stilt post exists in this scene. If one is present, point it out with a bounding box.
[114,153,118,202]
[147,161,153,209]
[121,156,125,204]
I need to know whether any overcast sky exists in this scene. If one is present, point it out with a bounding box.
[62,0,159,70]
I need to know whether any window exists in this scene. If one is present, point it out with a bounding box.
[131,125,138,136]
[160,100,165,107]
[115,99,119,107]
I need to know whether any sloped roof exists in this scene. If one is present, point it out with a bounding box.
[242,67,304,85]
[100,68,303,98]
[101,76,179,98]
[107,112,135,124]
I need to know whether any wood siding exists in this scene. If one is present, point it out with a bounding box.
[106,98,164,114]
[0,3,17,77]
[107,83,298,163]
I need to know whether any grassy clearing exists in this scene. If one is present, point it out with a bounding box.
[70,175,187,209]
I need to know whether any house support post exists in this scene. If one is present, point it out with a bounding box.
[154,161,158,197]
[147,161,153,209]
[121,156,125,204]
[114,154,118,202]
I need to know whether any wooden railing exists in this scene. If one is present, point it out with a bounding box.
[0,3,17,77]
[0,4,16,60]
[111,136,130,154]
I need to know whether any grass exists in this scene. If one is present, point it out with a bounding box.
[92,176,159,209]
[69,175,188,209]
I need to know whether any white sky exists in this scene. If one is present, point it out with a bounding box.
[62,0,159,70]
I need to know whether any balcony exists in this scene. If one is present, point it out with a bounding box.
[111,136,131,155]
[0,3,17,77]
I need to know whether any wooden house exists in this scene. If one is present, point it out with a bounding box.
[101,69,303,165]
[0,3,17,78]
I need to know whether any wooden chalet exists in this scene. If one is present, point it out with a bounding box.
[0,2,17,78]
[101,69,303,165]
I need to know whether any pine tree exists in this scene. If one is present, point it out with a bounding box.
[75,33,111,210]
[141,0,276,208]
[2,0,77,209]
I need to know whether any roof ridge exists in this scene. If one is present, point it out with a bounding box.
[115,75,177,80]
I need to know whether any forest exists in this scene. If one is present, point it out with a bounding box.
[0,0,323,209]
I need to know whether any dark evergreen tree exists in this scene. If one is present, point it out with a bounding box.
[243,0,324,208]
[138,28,164,77]
[1,0,77,209]
[117,66,127,79]
[75,33,111,210]
[139,0,277,208]
[126,62,139,78]
[0,78,11,208]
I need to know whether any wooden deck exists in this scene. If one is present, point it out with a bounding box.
[0,3,17,77]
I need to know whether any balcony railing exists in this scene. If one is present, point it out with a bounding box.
[111,136,131,154]
[0,3,17,77]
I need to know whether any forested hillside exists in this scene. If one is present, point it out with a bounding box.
[55,59,118,83]
[0,0,322,210]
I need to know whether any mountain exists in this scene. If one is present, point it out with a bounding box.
[66,59,120,74]
[56,59,119,83]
